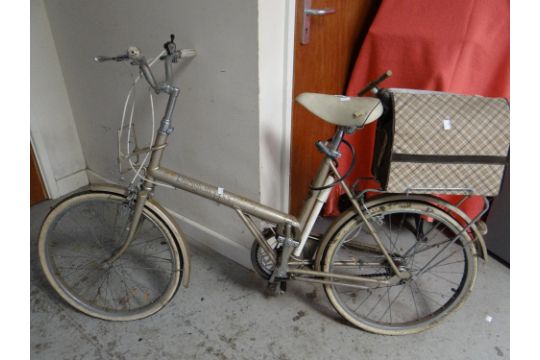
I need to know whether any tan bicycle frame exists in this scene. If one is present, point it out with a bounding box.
[110,53,406,287]
[124,124,405,287]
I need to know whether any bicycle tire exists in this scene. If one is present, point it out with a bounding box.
[38,190,183,321]
[322,200,477,335]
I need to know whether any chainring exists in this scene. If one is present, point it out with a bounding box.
[250,228,280,279]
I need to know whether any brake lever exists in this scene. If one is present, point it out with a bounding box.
[164,34,177,55]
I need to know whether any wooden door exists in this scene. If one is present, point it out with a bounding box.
[31,144,48,205]
[289,0,380,215]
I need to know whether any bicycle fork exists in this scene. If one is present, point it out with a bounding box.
[105,187,151,264]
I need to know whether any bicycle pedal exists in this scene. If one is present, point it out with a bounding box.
[267,282,277,290]
[266,282,281,296]
[266,280,288,295]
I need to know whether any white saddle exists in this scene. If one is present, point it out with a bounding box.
[296,93,383,128]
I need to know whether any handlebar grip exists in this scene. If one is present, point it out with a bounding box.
[375,70,392,84]
[94,54,129,63]
[159,48,197,61]
[178,49,196,59]
[357,70,392,96]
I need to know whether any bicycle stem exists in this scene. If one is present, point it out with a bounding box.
[136,54,177,93]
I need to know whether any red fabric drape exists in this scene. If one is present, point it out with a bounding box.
[324,0,510,218]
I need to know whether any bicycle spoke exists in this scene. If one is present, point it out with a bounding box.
[386,287,392,323]
[144,254,173,263]
[55,259,97,279]
[378,216,394,250]
[129,235,166,248]
[378,284,408,322]
[425,259,464,270]
[343,224,364,244]
[365,290,386,318]
[353,290,374,312]
[116,265,173,272]
[416,247,462,277]
[390,213,407,254]
[104,269,116,309]
[103,269,116,309]
[408,282,420,319]
[413,236,460,256]
[53,253,97,260]
[411,279,443,309]
[402,218,447,257]
[419,270,459,287]
[76,267,110,298]
[91,268,112,307]
[113,264,159,304]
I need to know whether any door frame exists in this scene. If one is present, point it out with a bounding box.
[31,142,49,204]
[30,135,54,199]
[257,0,296,213]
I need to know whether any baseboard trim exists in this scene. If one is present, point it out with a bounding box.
[86,169,252,269]
[55,170,89,197]
[163,206,252,269]
[85,170,117,185]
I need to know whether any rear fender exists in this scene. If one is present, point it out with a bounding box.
[314,194,487,271]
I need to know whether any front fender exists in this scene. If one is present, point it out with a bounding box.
[87,184,191,287]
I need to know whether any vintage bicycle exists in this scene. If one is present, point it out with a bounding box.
[38,35,492,335]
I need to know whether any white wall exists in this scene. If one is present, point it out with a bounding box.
[37,0,295,268]
[30,0,88,198]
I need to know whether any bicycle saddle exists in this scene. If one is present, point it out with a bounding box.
[296,93,383,129]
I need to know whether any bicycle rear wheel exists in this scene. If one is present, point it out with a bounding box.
[322,200,477,335]
[38,191,183,321]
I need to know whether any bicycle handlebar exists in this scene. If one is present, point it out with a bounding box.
[94,36,196,93]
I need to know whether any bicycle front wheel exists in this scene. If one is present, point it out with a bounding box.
[38,191,183,321]
[322,200,477,335]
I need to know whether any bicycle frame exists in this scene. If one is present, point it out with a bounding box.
[109,53,408,287]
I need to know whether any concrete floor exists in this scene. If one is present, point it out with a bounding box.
[31,199,510,360]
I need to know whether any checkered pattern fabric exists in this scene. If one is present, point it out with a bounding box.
[386,163,506,196]
[383,89,510,196]
[392,91,509,156]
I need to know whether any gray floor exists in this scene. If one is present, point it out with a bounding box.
[31,200,510,360]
